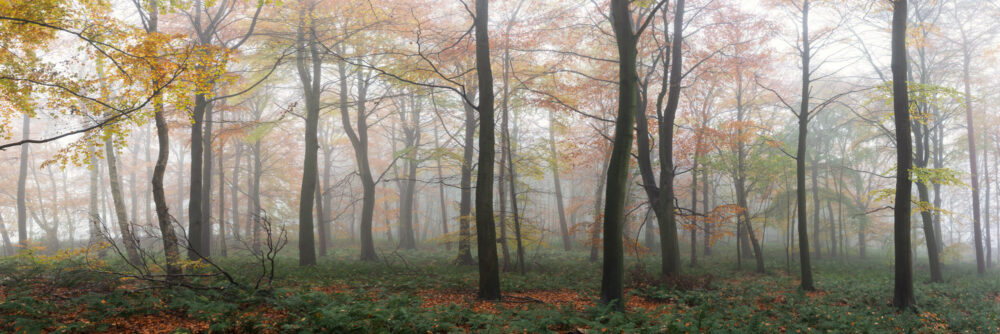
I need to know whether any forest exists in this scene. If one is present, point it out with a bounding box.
[1,0,999,332]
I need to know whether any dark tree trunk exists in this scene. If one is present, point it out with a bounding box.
[188,93,208,260]
[337,60,377,262]
[145,1,180,278]
[473,0,501,301]
[891,0,915,309]
[602,0,640,311]
[397,94,421,250]
[913,116,942,281]
[294,20,321,266]
[795,0,815,291]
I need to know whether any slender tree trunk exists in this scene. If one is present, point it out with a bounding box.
[0,214,13,256]
[231,142,242,241]
[690,151,698,267]
[796,0,815,291]
[251,140,263,252]
[143,3,178,275]
[984,145,992,267]
[811,155,821,259]
[89,143,101,251]
[398,94,420,250]
[456,90,476,266]
[913,118,942,281]
[17,114,29,248]
[105,134,142,265]
[591,150,610,263]
[961,34,986,276]
[891,0,915,309]
[549,110,571,251]
[473,0,501,300]
[703,169,711,256]
[188,93,208,260]
[433,122,450,251]
[218,141,227,257]
[657,0,686,277]
[498,132,512,271]
[294,21,321,266]
[200,103,214,258]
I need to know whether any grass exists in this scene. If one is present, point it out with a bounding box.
[1,243,999,333]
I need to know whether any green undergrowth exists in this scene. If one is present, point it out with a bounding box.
[0,246,998,333]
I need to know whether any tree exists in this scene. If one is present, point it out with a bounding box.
[473,0,501,301]
[294,0,322,266]
[602,0,667,310]
[891,0,914,310]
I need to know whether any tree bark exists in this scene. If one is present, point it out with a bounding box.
[433,122,450,251]
[891,0,915,309]
[960,24,986,276]
[549,110,571,251]
[17,114,29,248]
[456,89,476,266]
[338,60,377,261]
[294,20,321,266]
[602,0,640,311]
[473,0,501,301]
[105,134,142,265]
[218,140,227,257]
[796,0,815,291]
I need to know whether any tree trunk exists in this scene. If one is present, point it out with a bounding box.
[218,141,227,257]
[397,94,420,250]
[231,142,242,241]
[602,0,641,311]
[703,169,711,256]
[473,0,500,301]
[152,88,182,278]
[433,122,450,251]
[549,110,571,251]
[913,115,942,281]
[337,59,377,261]
[17,114,29,248]
[200,103,214,258]
[456,89,476,266]
[984,145,991,267]
[590,149,610,263]
[294,20,321,266]
[88,143,101,252]
[498,131,512,271]
[891,0,915,309]
[105,134,142,265]
[795,0,815,291]
[657,0,686,277]
[188,93,209,260]
[961,29,986,276]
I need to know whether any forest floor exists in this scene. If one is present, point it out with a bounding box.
[1,245,999,333]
